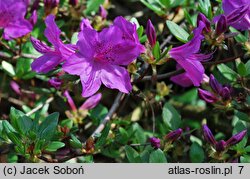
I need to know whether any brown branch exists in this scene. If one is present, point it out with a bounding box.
[91,92,125,137]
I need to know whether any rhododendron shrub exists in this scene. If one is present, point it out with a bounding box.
[0,0,249,163]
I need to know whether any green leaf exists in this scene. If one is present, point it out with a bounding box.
[217,64,238,81]
[166,20,189,43]
[38,112,59,141]
[198,0,212,19]
[140,0,165,16]
[189,142,205,163]
[2,121,22,146]
[10,107,33,135]
[84,0,105,15]
[89,104,108,125]
[15,58,35,80]
[133,123,147,144]
[240,155,250,163]
[71,32,78,44]
[137,26,144,38]
[95,124,111,148]
[237,62,247,77]
[1,61,16,77]
[245,60,250,75]
[162,102,182,130]
[152,41,161,59]
[70,135,82,149]
[124,146,141,163]
[45,141,65,152]
[149,149,167,163]
[229,27,248,43]
[235,110,250,122]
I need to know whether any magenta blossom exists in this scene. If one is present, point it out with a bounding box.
[64,90,102,111]
[169,21,211,87]
[30,15,77,73]
[63,16,145,97]
[0,0,36,40]
[222,0,250,30]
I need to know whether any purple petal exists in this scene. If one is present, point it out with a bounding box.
[80,18,93,31]
[63,53,93,76]
[170,72,193,87]
[100,64,132,94]
[80,68,102,98]
[77,28,97,58]
[30,36,52,54]
[3,19,32,40]
[197,13,211,33]
[31,52,62,73]
[44,15,62,49]
[80,93,102,110]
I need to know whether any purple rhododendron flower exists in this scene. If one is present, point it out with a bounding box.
[0,0,35,40]
[222,0,250,30]
[169,21,211,87]
[63,16,145,97]
[31,15,76,73]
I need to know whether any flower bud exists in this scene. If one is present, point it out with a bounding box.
[80,93,102,110]
[63,90,77,111]
[209,74,222,94]
[215,140,226,152]
[29,10,38,26]
[202,125,216,146]
[146,19,156,47]
[49,77,62,89]
[10,81,21,95]
[165,128,182,142]
[198,88,218,103]
[197,13,211,33]
[226,130,247,147]
[99,5,107,19]
[149,137,161,149]
[220,87,231,101]
[215,15,227,35]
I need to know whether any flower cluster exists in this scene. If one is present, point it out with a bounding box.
[31,15,145,97]
[198,74,233,103]
[203,124,247,153]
